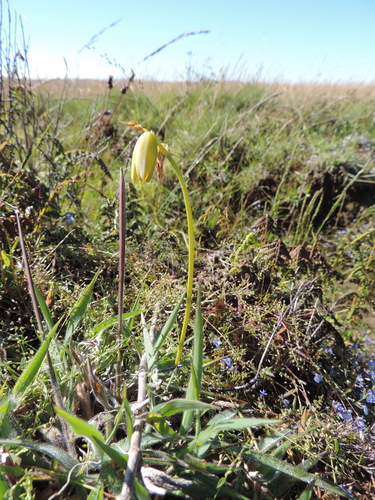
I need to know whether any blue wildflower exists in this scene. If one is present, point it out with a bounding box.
[66,214,75,224]
[221,357,233,369]
[361,404,369,416]
[314,372,323,383]
[259,389,267,399]
[353,417,366,440]
[210,340,222,349]
[356,375,364,388]
[333,402,352,421]
[282,397,290,408]
[365,389,375,404]
[340,486,352,496]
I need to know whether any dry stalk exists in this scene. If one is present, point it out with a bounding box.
[12,205,75,456]
[116,305,161,499]
[116,352,147,500]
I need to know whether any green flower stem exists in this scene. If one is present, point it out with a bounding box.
[157,141,194,365]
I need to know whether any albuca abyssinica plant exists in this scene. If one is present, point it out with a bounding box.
[128,123,195,365]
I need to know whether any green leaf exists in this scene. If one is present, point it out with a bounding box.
[92,438,128,468]
[298,482,314,500]
[257,429,295,453]
[154,293,185,353]
[87,481,104,500]
[146,413,175,437]
[0,474,10,497]
[0,464,25,478]
[89,311,144,338]
[0,250,11,268]
[195,418,281,446]
[93,438,150,500]
[122,389,134,446]
[179,469,250,500]
[54,406,104,459]
[0,438,78,470]
[0,401,22,438]
[142,314,156,371]
[244,449,350,498]
[64,269,101,344]
[12,318,62,397]
[189,416,281,457]
[126,292,142,334]
[181,290,203,433]
[33,284,54,330]
[152,399,214,418]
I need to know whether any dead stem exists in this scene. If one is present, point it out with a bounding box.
[116,306,161,499]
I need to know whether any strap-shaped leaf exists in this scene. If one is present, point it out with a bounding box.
[0,438,77,470]
[244,448,350,498]
[54,405,104,459]
[64,269,101,344]
[12,317,62,397]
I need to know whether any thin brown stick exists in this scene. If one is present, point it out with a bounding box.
[13,206,75,456]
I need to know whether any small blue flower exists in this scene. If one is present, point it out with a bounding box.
[314,372,323,383]
[259,389,267,399]
[356,375,364,388]
[221,357,233,369]
[325,347,335,356]
[353,417,366,440]
[353,416,366,430]
[365,389,375,404]
[340,486,352,496]
[361,404,369,416]
[280,397,290,408]
[210,340,222,349]
[65,214,75,224]
[333,402,352,421]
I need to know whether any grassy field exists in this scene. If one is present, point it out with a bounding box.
[1,72,375,499]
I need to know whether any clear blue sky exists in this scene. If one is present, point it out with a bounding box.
[6,0,375,83]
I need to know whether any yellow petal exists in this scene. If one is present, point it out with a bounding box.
[132,131,157,182]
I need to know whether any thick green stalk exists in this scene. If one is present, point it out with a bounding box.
[157,142,195,365]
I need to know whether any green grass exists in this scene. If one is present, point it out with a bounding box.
[0,69,374,499]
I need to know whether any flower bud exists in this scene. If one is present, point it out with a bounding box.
[131,131,157,182]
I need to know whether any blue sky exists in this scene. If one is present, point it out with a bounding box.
[6,0,375,83]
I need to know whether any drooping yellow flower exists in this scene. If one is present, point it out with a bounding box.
[131,131,157,182]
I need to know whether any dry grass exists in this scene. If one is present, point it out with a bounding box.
[27,77,375,101]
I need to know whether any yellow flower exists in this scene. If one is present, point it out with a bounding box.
[131,131,157,182]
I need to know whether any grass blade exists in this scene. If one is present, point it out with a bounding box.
[154,293,185,353]
[88,311,145,338]
[54,405,104,458]
[64,269,101,344]
[92,437,128,468]
[0,438,78,470]
[244,448,350,498]
[189,417,281,454]
[152,399,214,417]
[12,318,62,397]
[181,289,203,433]
[33,284,54,330]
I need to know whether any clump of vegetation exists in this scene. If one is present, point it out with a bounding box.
[1,13,375,499]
